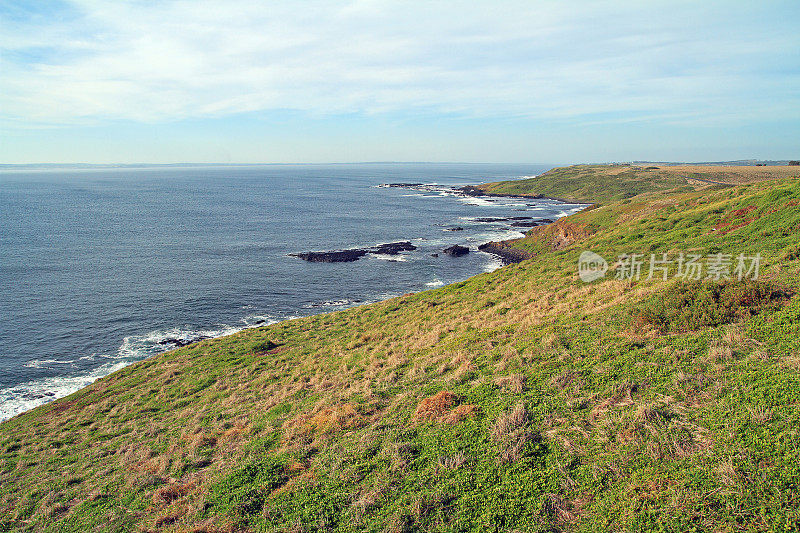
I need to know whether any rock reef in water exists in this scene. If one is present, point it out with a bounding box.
[290,241,417,263]
[477,242,532,265]
[443,245,469,257]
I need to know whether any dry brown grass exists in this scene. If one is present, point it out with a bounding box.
[152,479,196,505]
[491,402,535,463]
[440,404,481,424]
[414,391,457,421]
[437,451,468,470]
[659,165,800,184]
[493,374,525,393]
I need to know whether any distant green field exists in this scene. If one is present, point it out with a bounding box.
[474,164,688,203]
[2,166,799,532]
[474,163,800,205]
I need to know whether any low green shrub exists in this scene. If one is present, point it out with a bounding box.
[208,455,287,518]
[633,280,792,333]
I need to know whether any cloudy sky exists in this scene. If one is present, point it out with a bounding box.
[1,0,798,164]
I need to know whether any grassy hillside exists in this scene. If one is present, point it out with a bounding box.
[2,166,800,532]
[474,164,799,204]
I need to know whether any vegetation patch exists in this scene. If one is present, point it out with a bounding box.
[713,204,759,234]
[414,391,458,421]
[490,402,538,463]
[2,165,799,531]
[632,280,792,333]
[208,455,288,519]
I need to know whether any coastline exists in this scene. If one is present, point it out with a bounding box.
[458,182,594,265]
[2,170,581,423]
[458,183,592,205]
[6,165,799,530]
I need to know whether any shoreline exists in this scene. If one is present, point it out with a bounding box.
[457,183,592,205]
[1,179,581,423]
[458,183,594,265]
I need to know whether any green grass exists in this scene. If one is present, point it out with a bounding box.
[1,166,799,532]
[473,164,687,203]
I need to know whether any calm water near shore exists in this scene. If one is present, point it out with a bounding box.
[0,163,587,421]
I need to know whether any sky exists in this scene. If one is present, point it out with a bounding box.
[1,0,799,164]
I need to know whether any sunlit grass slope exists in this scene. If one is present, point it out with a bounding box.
[474,163,800,204]
[1,166,800,532]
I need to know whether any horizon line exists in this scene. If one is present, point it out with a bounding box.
[0,159,794,169]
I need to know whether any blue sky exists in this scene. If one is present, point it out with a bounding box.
[1,0,798,164]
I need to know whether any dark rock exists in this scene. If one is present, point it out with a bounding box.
[290,249,369,262]
[475,216,532,223]
[291,241,416,262]
[430,253,439,257]
[443,245,469,257]
[510,221,540,227]
[158,335,210,348]
[538,218,554,224]
[457,185,542,199]
[371,241,417,255]
[446,227,464,231]
[478,242,532,265]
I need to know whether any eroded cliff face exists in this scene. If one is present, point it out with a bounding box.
[545,220,598,250]
[477,241,532,264]
[479,218,599,265]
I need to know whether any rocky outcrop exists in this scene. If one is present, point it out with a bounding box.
[477,242,533,265]
[474,216,539,223]
[458,185,541,199]
[547,221,596,250]
[158,335,211,348]
[289,250,369,262]
[290,241,417,262]
[372,241,416,255]
[443,245,469,257]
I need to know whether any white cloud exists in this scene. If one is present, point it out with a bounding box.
[1,0,798,126]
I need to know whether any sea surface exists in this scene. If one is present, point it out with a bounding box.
[0,163,586,421]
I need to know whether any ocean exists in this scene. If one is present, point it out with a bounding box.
[0,163,585,422]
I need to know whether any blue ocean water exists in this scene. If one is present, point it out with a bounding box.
[0,163,585,421]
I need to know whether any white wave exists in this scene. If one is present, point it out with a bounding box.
[241,314,280,328]
[469,228,527,243]
[0,358,131,423]
[482,255,505,272]
[303,298,360,309]
[425,279,445,287]
[361,291,402,304]
[23,358,75,369]
[457,197,498,207]
[0,313,291,423]
[116,325,240,360]
[370,253,408,262]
